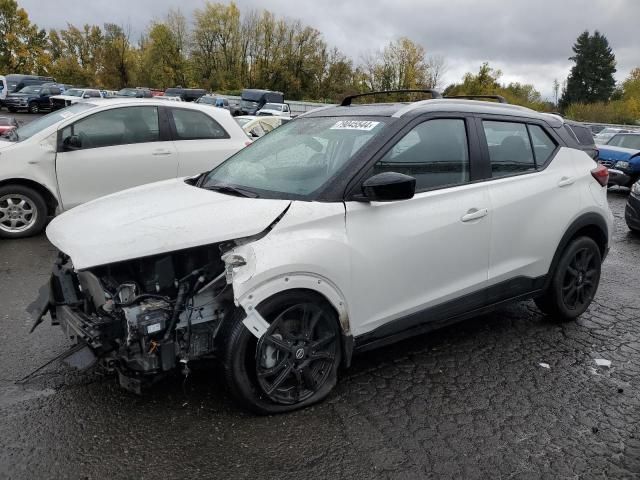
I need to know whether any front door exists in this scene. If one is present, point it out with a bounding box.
[56,105,178,209]
[345,117,491,338]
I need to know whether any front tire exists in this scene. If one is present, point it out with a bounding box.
[0,185,48,238]
[28,102,39,114]
[222,290,342,414]
[535,237,602,320]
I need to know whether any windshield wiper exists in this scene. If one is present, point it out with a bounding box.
[204,183,259,198]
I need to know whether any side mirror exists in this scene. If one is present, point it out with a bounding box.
[356,172,416,202]
[62,135,82,151]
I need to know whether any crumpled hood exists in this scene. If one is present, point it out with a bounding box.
[597,145,640,162]
[46,178,291,270]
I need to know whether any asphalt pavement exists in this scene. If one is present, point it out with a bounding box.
[1,189,640,479]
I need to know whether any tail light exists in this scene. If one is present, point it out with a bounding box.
[591,164,609,187]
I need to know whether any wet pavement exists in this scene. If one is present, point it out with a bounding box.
[1,192,639,479]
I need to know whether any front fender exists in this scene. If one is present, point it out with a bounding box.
[234,272,351,335]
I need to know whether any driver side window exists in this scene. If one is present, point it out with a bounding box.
[60,106,160,151]
[374,118,470,191]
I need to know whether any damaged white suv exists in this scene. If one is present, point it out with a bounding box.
[32,91,613,414]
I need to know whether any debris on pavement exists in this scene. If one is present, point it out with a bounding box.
[594,359,612,367]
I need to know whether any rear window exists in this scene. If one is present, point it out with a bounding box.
[170,108,229,140]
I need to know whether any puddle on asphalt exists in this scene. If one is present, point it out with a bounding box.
[0,382,55,408]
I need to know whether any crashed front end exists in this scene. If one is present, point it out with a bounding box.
[33,242,241,393]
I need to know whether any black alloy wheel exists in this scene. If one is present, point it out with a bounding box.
[560,247,599,311]
[222,290,342,414]
[255,302,339,405]
[535,236,602,320]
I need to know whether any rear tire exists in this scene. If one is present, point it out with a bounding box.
[535,237,602,320]
[0,185,48,238]
[222,290,341,414]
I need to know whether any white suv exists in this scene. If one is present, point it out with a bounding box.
[33,91,613,414]
[0,98,249,238]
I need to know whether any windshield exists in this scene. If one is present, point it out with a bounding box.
[8,103,95,142]
[202,116,387,199]
[607,134,640,150]
[65,89,83,97]
[18,85,42,94]
[263,103,282,110]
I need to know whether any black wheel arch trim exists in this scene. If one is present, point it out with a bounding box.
[544,212,609,291]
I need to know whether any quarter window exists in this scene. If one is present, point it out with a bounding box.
[60,106,159,150]
[374,118,470,191]
[528,125,556,165]
[483,121,535,177]
[170,109,229,140]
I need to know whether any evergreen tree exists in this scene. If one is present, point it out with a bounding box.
[559,30,616,109]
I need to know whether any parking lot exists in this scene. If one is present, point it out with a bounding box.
[0,190,637,479]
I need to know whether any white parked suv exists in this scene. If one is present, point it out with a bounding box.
[32,91,613,414]
[0,98,249,237]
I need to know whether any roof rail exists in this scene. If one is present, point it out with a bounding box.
[340,89,442,106]
[444,95,508,104]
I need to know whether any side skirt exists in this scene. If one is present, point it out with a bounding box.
[353,275,546,353]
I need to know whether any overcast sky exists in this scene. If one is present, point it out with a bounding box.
[18,0,640,99]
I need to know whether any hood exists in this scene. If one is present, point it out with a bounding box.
[597,145,640,162]
[7,93,33,99]
[46,178,291,270]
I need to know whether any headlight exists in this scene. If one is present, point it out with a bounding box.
[616,161,630,170]
[632,182,640,196]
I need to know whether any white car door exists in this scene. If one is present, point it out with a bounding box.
[479,119,581,292]
[345,118,491,338]
[168,107,245,176]
[56,105,178,209]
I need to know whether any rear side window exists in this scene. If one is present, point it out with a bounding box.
[170,109,229,140]
[483,121,534,177]
[375,118,470,191]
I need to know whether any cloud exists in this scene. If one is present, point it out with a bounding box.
[18,0,639,98]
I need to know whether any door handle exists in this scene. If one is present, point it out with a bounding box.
[558,176,575,187]
[152,149,172,156]
[461,208,488,222]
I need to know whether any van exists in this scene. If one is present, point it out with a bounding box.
[240,89,285,115]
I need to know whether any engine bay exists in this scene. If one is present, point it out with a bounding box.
[48,243,234,393]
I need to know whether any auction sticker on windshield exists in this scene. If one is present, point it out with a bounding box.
[330,120,380,131]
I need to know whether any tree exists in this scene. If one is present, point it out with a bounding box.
[552,78,560,107]
[0,0,48,73]
[559,30,616,109]
[444,63,549,110]
[100,23,136,88]
[361,38,430,97]
[48,24,103,85]
[139,22,185,88]
[444,62,501,95]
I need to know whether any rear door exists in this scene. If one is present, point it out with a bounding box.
[167,107,245,175]
[55,105,178,209]
[477,117,580,297]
